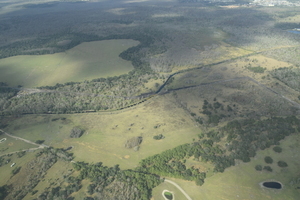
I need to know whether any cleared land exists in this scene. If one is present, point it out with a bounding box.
[0,39,139,87]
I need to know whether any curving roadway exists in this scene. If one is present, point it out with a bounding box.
[164,179,192,200]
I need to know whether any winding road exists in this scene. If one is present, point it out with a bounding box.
[164,179,192,200]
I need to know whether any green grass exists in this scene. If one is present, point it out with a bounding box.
[0,135,36,156]
[163,191,173,200]
[0,39,139,87]
[4,94,201,169]
[4,115,73,147]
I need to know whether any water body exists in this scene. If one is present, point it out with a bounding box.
[262,182,282,189]
[288,30,300,35]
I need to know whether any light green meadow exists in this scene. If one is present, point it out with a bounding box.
[0,39,139,87]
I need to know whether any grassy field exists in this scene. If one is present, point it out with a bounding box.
[0,39,139,87]
[0,134,37,156]
[4,93,200,169]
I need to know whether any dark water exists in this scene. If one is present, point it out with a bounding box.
[263,182,282,189]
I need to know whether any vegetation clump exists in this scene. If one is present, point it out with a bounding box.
[273,146,282,153]
[153,134,165,140]
[39,161,162,200]
[200,99,227,125]
[4,147,74,200]
[124,137,143,149]
[224,116,299,162]
[247,66,266,73]
[264,156,273,164]
[11,166,21,176]
[271,67,300,92]
[263,166,273,172]
[164,191,173,200]
[70,127,84,138]
[278,161,288,168]
[35,140,45,144]
[16,151,26,158]
[0,185,10,199]
[255,165,262,171]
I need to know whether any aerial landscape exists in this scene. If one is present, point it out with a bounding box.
[0,0,300,199]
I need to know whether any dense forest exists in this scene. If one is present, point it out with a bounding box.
[0,70,156,115]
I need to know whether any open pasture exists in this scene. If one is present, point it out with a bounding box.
[0,39,139,87]
[0,134,36,156]
[4,94,200,169]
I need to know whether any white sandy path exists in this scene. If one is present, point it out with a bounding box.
[164,179,192,200]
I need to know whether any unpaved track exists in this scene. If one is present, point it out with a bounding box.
[0,147,42,157]
[0,129,49,156]
[164,179,192,200]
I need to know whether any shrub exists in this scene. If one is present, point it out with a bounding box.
[35,140,45,144]
[153,134,165,140]
[264,156,273,164]
[11,166,21,175]
[70,127,84,138]
[124,137,142,148]
[278,161,288,167]
[247,66,266,73]
[17,151,26,158]
[273,146,282,153]
[263,166,273,172]
[255,165,262,171]
[195,178,204,186]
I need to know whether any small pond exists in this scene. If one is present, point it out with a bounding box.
[262,181,282,189]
